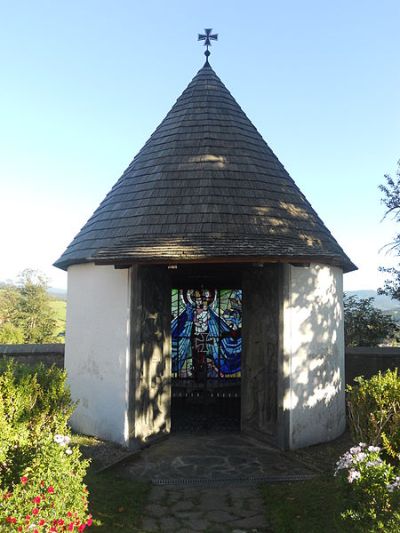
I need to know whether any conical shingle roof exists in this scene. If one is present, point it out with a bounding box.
[55,62,356,272]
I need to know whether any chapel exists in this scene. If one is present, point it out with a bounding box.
[55,34,356,450]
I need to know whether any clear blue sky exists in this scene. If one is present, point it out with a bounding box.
[0,0,399,291]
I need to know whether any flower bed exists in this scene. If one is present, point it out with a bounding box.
[0,362,92,531]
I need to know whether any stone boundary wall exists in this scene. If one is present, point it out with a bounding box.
[346,347,400,384]
[0,344,399,382]
[0,344,65,368]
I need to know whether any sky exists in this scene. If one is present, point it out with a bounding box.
[0,0,399,291]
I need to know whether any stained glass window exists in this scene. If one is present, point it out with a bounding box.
[171,288,242,380]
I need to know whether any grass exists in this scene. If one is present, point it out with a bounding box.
[72,433,151,532]
[262,476,349,533]
[85,470,150,532]
[49,298,66,339]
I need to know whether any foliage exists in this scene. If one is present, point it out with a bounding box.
[262,476,347,532]
[347,369,400,459]
[84,470,150,531]
[0,361,92,531]
[344,294,399,346]
[334,443,400,531]
[0,269,59,344]
[379,160,400,301]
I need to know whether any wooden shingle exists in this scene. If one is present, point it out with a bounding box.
[54,62,356,272]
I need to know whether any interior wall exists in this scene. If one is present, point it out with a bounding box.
[241,265,280,441]
[65,263,131,445]
[283,263,345,449]
[130,265,171,443]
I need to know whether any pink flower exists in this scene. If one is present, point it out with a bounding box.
[47,486,55,493]
[78,524,86,532]
[32,507,39,515]
[86,517,93,526]
[20,476,28,485]
[68,524,74,531]
[33,496,41,504]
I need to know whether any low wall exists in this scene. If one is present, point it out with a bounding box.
[0,344,65,368]
[346,347,400,384]
[0,344,399,383]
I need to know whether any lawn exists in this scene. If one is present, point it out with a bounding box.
[86,470,150,532]
[72,434,150,532]
[262,476,350,533]
[49,298,66,339]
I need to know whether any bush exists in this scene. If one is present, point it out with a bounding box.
[344,294,399,347]
[347,369,400,459]
[335,443,400,531]
[0,362,92,531]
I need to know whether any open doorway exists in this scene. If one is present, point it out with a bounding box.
[171,288,242,431]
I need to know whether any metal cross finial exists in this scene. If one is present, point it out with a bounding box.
[198,28,218,62]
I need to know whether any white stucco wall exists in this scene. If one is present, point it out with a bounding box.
[65,263,131,446]
[283,263,345,449]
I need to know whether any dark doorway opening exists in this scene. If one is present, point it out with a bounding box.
[171,287,242,432]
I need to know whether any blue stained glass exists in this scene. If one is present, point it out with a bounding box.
[171,288,242,379]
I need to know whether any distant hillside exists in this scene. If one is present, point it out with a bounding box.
[48,288,67,301]
[346,290,400,311]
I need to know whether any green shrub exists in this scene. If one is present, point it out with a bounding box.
[0,361,92,531]
[347,369,400,459]
[335,443,400,531]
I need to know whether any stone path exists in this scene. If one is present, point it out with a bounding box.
[118,433,318,482]
[141,484,271,532]
[111,432,325,532]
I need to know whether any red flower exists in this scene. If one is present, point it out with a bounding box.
[86,517,93,526]
[58,519,65,525]
[25,515,31,521]
[20,476,28,485]
[67,512,72,517]
[68,524,74,531]
[47,486,55,493]
[39,519,45,526]
[33,496,41,504]
[17,528,22,532]
[78,525,86,532]
[6,516,16,523]
[34,530,39,533]
[32,507,39,515]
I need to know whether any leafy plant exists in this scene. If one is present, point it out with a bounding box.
[347,369,400,459]
[0,361,92,531]
[0,269,58,344]
[379,159,400,301]
[335,443,400,531]
[344,294,398,347]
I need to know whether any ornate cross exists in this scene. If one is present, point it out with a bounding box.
[194,333,214,352]
[198,28,218,61]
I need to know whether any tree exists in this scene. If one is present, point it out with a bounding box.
[0,269,58,344]
[344,294,399,347]
[379,160,400,299]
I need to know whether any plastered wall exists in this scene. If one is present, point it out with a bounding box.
[65,263,131,445]
[283,263,346,449]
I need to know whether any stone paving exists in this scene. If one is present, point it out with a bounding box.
[113,432,322,532]
[140,483,271,532]
[118,433,318,482]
